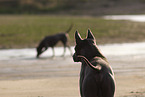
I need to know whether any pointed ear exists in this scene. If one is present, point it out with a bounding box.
[87,29,95,40]
[75,30,82,44]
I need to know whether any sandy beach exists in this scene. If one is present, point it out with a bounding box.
[0,43,145,97]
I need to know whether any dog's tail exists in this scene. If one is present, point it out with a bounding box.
[65,24,73,33]
[77,55,102,71]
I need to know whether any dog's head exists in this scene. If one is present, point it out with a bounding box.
[73,29,103,62]
[36,46,43,58]
[36,47,41,58]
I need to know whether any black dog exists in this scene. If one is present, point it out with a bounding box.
[73,30,115,97]
[36,25,73,58]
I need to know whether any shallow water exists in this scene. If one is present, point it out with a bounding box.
[104,15,145,22]
[0,42,145,80]
[0,47,74,60]
[1,42,145,61]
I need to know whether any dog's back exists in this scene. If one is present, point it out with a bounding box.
[80,56,115,97]
[42,33,68,47]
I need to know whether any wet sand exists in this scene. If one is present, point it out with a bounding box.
[0,54,145,97]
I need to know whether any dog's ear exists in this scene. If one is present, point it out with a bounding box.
[87,29,95,40]
[75,30,82,44]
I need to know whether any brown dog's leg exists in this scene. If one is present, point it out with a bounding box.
[62,45,73,57]
[52,47,55,57]
[67,46,73,56]
[61,46,66,57]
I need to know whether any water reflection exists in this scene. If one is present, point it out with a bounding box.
[1,42,145,60]
[104,15,145,22]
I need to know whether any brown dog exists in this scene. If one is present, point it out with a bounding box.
[36,25,73,58]
[73,30,115,97]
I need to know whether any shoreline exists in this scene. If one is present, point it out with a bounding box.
[0,55,145,97]
[0,42,145,96]
[0,71,145,97]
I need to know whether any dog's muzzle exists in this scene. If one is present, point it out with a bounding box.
[73,53,81,62]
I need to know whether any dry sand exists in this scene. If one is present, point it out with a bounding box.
[0,55,145,97]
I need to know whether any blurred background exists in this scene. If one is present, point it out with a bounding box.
[0,0,145,48]
[1,0,145,57]
[1,0,145,15]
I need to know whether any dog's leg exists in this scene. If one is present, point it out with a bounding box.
[62,46,66,57]
[52,47,55,57]
[67,46,73,56]
[62,44,73,57]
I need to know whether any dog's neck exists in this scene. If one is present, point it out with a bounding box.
[92,54,108,63]
[89,46,107,62]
